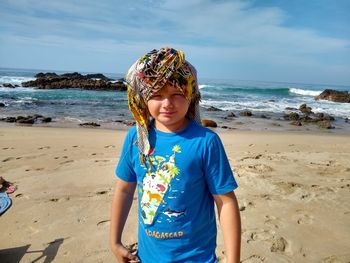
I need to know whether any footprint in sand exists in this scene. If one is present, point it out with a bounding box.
[264,215,282,229]
[322,254,350,263]
[274,181,302,195]
[49,197,69,202]
[104,145,115,148]
[240,154,263,161]
[241,254,266,262]
[38,146,50,150]
[2,157,14,162]
[245,229,274,243]
[239,201,255,212]
[60,160,74,165]
[97,220,110,227]
[294,212,314,225]
[96,190,108,195]
[247,164,274,173]
[94,159,110,163]
[270,236,289,253]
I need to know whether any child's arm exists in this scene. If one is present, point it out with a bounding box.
[110,178,139,262]
[213,191,241,263]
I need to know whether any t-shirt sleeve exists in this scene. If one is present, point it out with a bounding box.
[203,134,238,194]
[115,130,137,182]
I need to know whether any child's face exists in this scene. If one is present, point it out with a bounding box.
[147,84,190,132]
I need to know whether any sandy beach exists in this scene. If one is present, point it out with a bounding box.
[0,125,349,262]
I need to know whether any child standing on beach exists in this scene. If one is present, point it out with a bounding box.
[110,47,241,263]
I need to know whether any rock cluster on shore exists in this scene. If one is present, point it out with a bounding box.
[284,104,335,129]
[315,89,350,103]
[21,72,127,91]
[0,115,52,124]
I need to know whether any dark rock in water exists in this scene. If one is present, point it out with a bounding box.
[227,112,236,118]
[268,100,275,102]
[285,107,298,111]
[316,89,350,103]
[22,72,126,91]
[0,115,53,125]
[35,72,58,78]
[289,112,300,121]
[239,110,252,117]
[206,106,222,111]
[260,114,268,119]
[79,122,101,127]
[313,112,335,122]
[17,117,36,124]
[299,115,314,122]
[324,115,335,121]
[299,104,313,115]
[41,117,52,123]
[291,121,302,126]
[317,120,334,129]
[123,120,136,126]
[3,83,16,88]
[86,73,112,81]
[0,117,16,122]
[345,118,349,123]
[315,112,324,119]
[201,119,217,127]
[0,103,5,107]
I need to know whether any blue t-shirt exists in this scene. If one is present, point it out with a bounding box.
[116,120,238,263]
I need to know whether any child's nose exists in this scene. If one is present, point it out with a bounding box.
[162,97,173,107]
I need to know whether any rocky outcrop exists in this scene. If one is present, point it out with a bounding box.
[2,83,17,88]
[0,115,52,124]
[284,104,336,129]
[315,89,350,103]
[79,122,101,127]
[239,110,252,117]
[22,72,127,91]
[299,104,313,115]
[206,106,222,111]
[226,112,237,118]
[201,119,217,127]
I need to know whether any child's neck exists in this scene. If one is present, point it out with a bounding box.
[154,118,189,133]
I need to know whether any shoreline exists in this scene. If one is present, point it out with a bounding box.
[1,113,349,135]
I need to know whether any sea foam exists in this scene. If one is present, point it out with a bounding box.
[289,88,322,97]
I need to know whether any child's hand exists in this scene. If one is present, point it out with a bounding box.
[111,243,140,263]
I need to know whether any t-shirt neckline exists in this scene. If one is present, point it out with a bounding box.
[152,119,194,137]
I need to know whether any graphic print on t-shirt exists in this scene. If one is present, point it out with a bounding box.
[140,145,182,225]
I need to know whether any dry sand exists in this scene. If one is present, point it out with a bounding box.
[0,126,349,263]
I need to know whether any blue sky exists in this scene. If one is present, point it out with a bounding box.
[0,0,349,85]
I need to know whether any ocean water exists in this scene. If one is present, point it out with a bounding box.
[1,67,349,129]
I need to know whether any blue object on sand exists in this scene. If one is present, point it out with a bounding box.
[0,192,12,215]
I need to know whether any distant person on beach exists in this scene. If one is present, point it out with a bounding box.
[110,47,241,263]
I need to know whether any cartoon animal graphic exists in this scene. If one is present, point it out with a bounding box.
[147,191,162,203]
[140,145,182,225]
[163,208,186,218]
[156,184,166,192]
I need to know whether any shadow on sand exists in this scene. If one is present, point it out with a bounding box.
[0,238,66,263]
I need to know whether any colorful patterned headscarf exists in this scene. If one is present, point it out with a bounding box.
[125,47,201,163]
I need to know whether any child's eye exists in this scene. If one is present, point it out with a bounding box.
[172,93,184,97]
[150,94,162,100]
